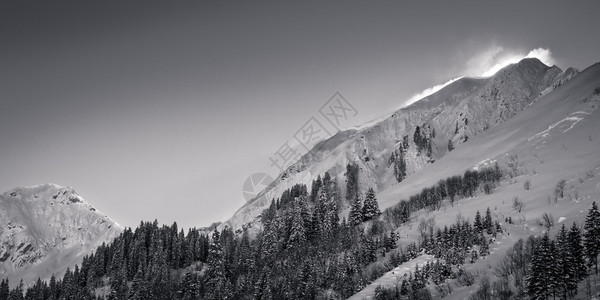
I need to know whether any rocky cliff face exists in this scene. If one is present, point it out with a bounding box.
[223,58,577,232]
[0,184,122,286]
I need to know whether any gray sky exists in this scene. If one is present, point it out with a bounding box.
[1,0,599,230]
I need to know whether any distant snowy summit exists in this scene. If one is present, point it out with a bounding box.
[0,183,122,286]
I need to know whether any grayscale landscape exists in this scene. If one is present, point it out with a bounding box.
[1,1,600,299]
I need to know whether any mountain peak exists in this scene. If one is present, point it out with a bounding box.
[0,184,122,287]
[517,56,547,66]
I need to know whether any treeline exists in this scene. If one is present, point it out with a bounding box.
[384,164,503,227]
[2,164,507,299]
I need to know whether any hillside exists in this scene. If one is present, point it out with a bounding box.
[351,61,600,299]
[223,58,574,233]
[0,184,122,287]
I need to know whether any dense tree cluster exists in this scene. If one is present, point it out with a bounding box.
[13,162,584,300]
[483,202,599,300]
[374,260,453,300]
[348,188,382,226]
[421,209,500,265]
[383,164,503,227]
[413,125,435,158]
[2,167,432,300]
[1,221,210,300]
[523,222,588,300]
[524,203,600,300]
[388,144,407,183]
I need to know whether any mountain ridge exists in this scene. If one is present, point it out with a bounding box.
[222,58,578,232]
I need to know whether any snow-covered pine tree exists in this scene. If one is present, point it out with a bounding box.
[568,222,587,282]
[479,234,489,257]
[349,194,363,226]
[484,207,493,234]
[0,279,8,300]
[287,201,307,249]
[474,210,483,233]
[361,188,381,220]
[526,233,558,300]
[205,229,234,299]
[584,201,600,274]
[556,223,577,298]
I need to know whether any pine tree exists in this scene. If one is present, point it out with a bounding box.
[527,233,557,300]
[390,149,407,182]
[7,280,24,300]
[179,272,202,300]
[474,210,483,233]
[479,235,489,257]
[556,223,577,299]
[48,275,59,300]
[205,229,234,299]
[361,188,381,220]
[584,202,600,274]
[568,222,587,283]
[345,163,359,202]
[129,268,151,300]
[287,201,307,249]
[349,194,363,226]
[311,175,322,202]
[384,231,397,252]
[362,236,377,263]
[484,207,493,234]
[0,279,8,300]
[108,266,128,300]
[413,126,422,153]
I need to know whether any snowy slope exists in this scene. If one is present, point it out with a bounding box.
[348,255,436,300]
[222,58,575,232]
[378,61,597,211]
[0,184,122,286]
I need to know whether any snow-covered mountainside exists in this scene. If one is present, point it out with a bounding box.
[0,184,122,286]
[352,60,600,299]
[223,58,578,232]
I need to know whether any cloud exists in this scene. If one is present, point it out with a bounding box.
[404,76,463,107]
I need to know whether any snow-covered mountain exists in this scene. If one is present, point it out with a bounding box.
[0,184,122,286]
[222,58,579,232]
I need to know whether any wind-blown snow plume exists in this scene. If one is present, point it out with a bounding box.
[466,45,556,77]
[403,46,556,108]
[403,76,463,107]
